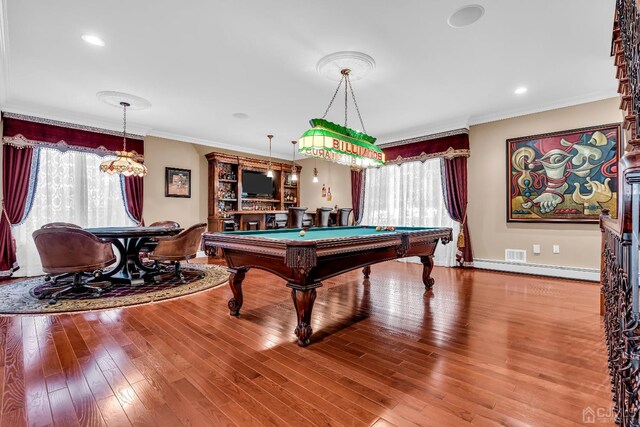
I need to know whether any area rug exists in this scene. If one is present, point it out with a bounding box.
[0,264,230,315]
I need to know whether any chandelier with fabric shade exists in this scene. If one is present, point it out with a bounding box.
[99,101,147,177]
[298,67,384,168]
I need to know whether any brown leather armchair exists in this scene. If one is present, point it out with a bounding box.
[337,208,353,226]
[287,207,307,228]
[149,220,181,228]
[41,222,82,229]
[32,227,116,302]
[316,207,333,227]
[148,223,207,282]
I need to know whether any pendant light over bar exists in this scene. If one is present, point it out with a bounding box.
[266,134,274,178]
[291,140,298,181]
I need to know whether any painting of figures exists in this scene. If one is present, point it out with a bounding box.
[507,123,621,223]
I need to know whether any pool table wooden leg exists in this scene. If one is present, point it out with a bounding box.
[420,255,435,291]
[290,285,318,347]
[362,265,371,278]
[228,268,248,316]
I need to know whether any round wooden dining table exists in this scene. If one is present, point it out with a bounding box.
[84,226,182,286]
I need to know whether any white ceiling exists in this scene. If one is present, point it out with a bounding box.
[0,0,618,159]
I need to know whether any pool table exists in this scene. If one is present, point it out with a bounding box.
[201,226,452,346]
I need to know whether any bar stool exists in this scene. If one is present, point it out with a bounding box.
[287,207,307,228]
[222,220,237,231]
[337,208,353,226]
[316,207,333,227]
[245,221,259,230]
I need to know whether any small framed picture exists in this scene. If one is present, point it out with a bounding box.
[165,167,191,198]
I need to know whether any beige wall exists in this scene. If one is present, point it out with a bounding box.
[298,158,352,211]
[143,136,291,227]
[468,97,621,269]
[143,136,207,227]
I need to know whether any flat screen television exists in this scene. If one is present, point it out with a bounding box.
[242,170,275,198]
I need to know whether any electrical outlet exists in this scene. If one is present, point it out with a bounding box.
[553,245,560,254]
[532,244,541,254]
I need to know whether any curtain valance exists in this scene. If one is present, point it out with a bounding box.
[1,112,144,157]
[381,130,469,165]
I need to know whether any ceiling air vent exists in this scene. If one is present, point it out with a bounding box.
[505,249,526,263]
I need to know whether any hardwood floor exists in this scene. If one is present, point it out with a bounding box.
[0,260,613,426]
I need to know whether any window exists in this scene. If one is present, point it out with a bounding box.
[361,158,459,266]
[13,148,134,276]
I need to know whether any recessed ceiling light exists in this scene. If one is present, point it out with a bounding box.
[514,87,528,95]
[448,5,485,28]
[81,34,105,47]
[232,113,249,119]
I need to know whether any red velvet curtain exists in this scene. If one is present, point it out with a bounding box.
[0,145,35,276]
[350,169,365,224]
[123,176,144,225]
[3,116,144,154]
[442,157,473,267]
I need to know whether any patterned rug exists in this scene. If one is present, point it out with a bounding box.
[0,264,230,315]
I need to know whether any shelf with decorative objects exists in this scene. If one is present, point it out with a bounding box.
[206,151,301,232]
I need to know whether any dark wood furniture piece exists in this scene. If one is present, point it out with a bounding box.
[32,227,116,302]
[337,208,353,226]
[84,226,182,285]
[287,207,307,228]
[148,223,207,283]
[202,226,452,346]
[600,3,640,424]
[315,207,333,227]
[206,151,301,232]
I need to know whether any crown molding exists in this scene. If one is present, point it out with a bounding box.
[377,117,470,145]
[468,89,618,126]
[379,128,469,148]
[145,130,292,161]
[1,103,151,136]
[0,0,9,105]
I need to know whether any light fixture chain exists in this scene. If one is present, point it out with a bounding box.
[122,103,127,152]
[347,74,367,134]
[321,76,344,120]
[344,74,349,128]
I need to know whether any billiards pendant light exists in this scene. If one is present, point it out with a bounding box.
[266,134,274,178]
[291,140,298,181]
[298,58,384,168]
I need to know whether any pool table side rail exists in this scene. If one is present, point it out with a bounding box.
[202,228,452,267]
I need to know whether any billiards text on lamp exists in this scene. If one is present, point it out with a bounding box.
[298,68,385,168]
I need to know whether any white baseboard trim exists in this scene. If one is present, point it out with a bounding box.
[473,258,600,282]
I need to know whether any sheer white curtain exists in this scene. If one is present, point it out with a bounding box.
[13,148,134,277]
[361,158,459,266]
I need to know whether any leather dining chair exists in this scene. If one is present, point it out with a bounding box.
[149,220,181,228]
[337,208,353,226]
[148,223,207,283]
[287,207,307,228]
[41,222,82,229]
[316,207,333,227]
[32,227,116,302]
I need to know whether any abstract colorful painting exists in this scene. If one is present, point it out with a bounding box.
[507,123,621,223]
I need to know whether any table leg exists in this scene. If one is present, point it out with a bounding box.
[228,268,248,316]
[420,255,435,291]
[362,265,371,278]
[290,286,318,347]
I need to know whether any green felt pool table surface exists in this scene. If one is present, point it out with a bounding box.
[222,226,438,241]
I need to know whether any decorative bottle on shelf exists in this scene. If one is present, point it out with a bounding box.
[322,184,326,198]
[327,186,332,201]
